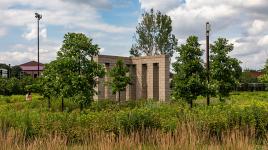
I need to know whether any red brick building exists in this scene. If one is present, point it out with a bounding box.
[248,71,264,78]
[19,61,44,78]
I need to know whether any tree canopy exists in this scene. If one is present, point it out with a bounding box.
[130,9,177,58]
[108,59,131,102]
[210,38,242,101]
[172,36,206,107]
[41,33,105,110]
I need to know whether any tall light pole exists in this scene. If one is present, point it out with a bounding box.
[206,22,211,106]
[35,13,42,77]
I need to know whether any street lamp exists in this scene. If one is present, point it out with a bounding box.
[206,22,211,106]
[35,13,42,77]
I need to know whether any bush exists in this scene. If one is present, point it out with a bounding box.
[0,92,268,143]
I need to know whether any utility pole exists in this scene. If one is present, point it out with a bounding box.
[206,22,211,106]
[8,64,11,78]
[35,13,42,77]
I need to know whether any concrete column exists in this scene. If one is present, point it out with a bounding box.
[104,64,110,99]
[159,55,170,102]
[109,64,116,101]
[98,77,105,100]
[136,64,142,99]
[126,65,131,101]
[147,63,154,99]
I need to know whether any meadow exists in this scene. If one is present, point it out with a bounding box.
[0,92,268,149]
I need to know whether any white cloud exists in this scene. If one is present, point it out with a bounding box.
[139,0,183,12]
[0,39,59,65]
[247,20,265,35]
[0,0,135,65]
[22,24,47,40]
[0,27,7,37]
[138,0,268,69]
[258,35,268,46]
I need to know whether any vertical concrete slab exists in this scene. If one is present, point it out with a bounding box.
[136,63,143,99]
[147,63,154,99]
[159,55,170,101]
[153,63,159,100]
[104,63,110,99]
[142,64,147,99]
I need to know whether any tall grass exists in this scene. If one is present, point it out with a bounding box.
[0,123,265,149]
[0,92,268,149]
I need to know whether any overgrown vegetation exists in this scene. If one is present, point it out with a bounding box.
[0,76,35,95]
[0,92,268,149]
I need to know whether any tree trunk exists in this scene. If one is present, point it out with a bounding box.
[48,97,51,109]
[190,99,193,108]
[118,91,121,103]
[80,103,83,111]
[61,97,64,112]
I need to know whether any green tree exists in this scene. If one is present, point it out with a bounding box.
[108,59,131,103]
[258,74,268,83]
[130,9,177,58]
[172,36,206,108]
[11,66,22,79]
[38,61,60,109]
[0,63,9,70]
[42,33,105,111]
[210,38,242,101]
[258,60,268,83]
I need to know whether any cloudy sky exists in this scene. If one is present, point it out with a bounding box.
[0,0,268,70]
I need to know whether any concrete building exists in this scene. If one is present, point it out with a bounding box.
[0,69,8,78]
[19,61,44,78]
[94,55,170,101]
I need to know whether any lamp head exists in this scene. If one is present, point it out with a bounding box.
[35,13,42,20]
[206,22,211,32]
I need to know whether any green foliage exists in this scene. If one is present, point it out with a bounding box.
[172,36,206,107]
[130,9,177,58]
[0,76,34,95]
[10,66,22,79]
[108,59,131,102]
[41,33,105,110]
[0,92,268,142]
[258,74,268,83]
[210,38,242,101]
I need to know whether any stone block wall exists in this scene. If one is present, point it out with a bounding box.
[93,55,170,101]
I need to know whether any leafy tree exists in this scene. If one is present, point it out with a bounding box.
[42,33,105,111]
[11,66,22,79]
[258,60,268,83]
[258,74,268,83]
[130,9,177,58]
[0,63,9,70]
[172,36,206,108]
[108,59,131,103]
[37,62,60,109]
[210,38,242,101]
[0,76,34,95]
[261,59,268,73]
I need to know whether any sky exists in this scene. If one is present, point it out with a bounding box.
[0,0,268,70]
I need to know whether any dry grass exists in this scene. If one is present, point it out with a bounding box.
[0,123,265,150]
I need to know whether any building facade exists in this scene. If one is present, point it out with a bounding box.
[94,55,170,101]
[0,69,8,78]
[19,61,44,78]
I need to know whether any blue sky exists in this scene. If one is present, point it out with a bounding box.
[1,0,268,70]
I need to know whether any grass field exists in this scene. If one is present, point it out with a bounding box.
[0,92,268,149]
